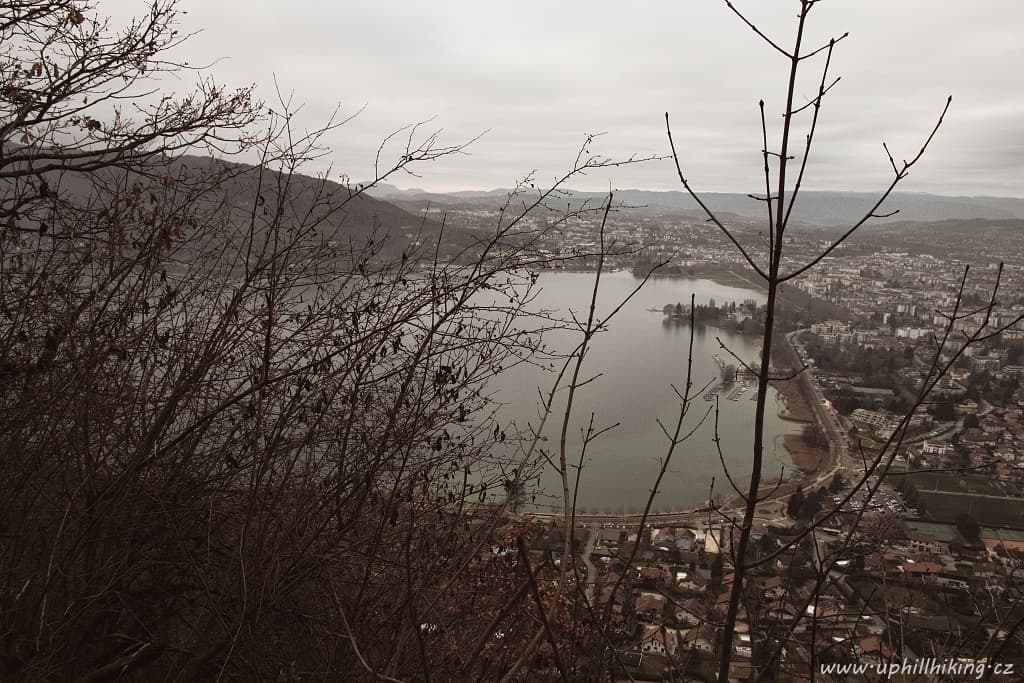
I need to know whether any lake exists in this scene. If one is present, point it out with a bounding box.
[491,270,798,513]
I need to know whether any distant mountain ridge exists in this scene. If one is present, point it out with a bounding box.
[17,152,450,260]
[366,183,1024,227]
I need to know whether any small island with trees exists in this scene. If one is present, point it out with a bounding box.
[662,298,765,335]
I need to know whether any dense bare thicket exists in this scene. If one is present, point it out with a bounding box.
[0,2,647,679]
[8,2,1023,681]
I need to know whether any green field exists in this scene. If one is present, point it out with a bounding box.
[916,490,1024,530]
[902,519,958,543]
[893,471,1005,496]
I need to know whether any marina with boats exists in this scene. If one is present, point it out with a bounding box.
[702,354,756,401]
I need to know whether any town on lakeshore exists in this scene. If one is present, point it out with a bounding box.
[416,197,1024,680]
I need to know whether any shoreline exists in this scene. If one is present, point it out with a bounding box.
[646,265,830,478]
[771,379,814,423]
[636,264,767,292]
[770,377,829,474]
[522,267,832,515]
[547,263,764,291]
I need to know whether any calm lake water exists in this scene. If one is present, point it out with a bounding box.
[492,270,797,513]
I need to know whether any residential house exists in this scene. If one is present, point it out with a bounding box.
[677,572,709,593]
[761,576,787,601]
[674,598,706,627]
[640,624,679,657]
[634,591,667,622]
[682,624,716,654]
[856,635,893,665]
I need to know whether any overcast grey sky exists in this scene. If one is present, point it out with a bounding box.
[109,1,1023,196]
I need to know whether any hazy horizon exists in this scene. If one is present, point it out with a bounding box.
[367,181,1024,202]
[100,1,1024,197]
